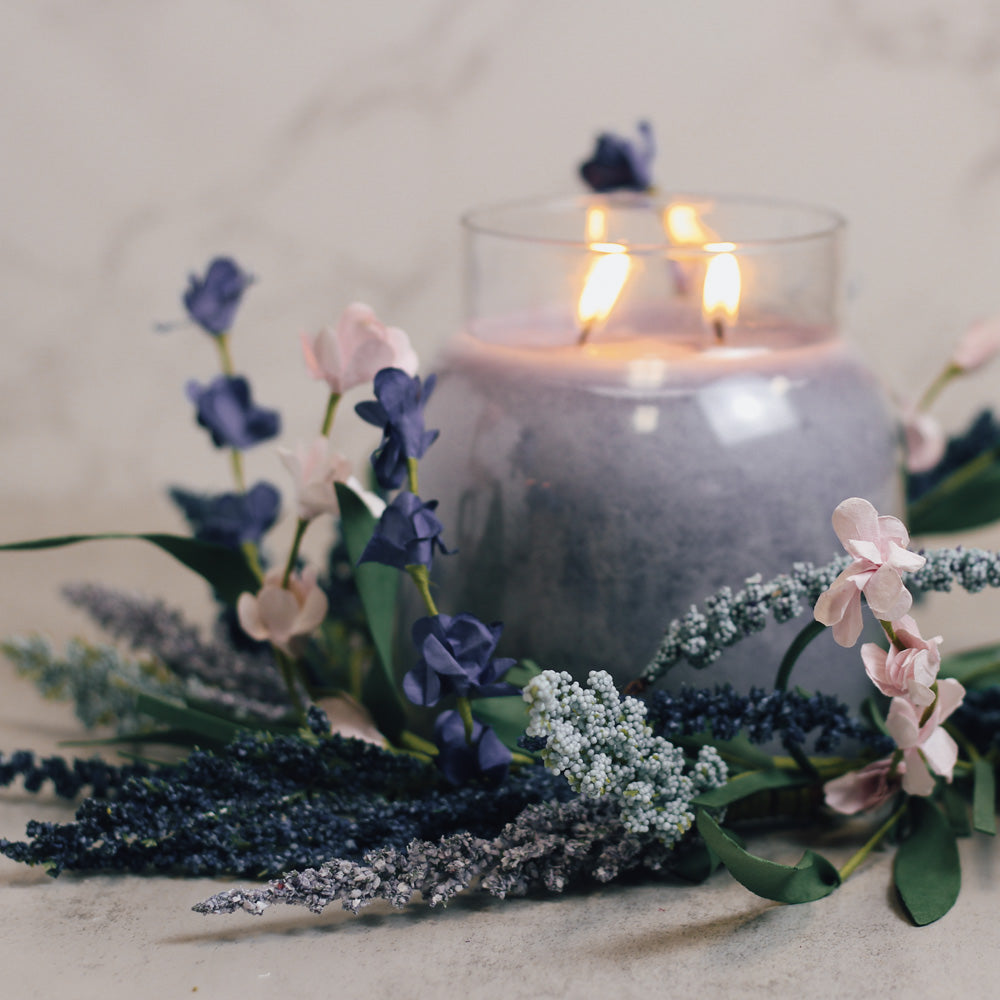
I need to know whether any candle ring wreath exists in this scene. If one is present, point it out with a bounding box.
[2,125,1000,928]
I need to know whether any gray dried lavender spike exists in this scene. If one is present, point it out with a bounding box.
[62,582,286,704]
[193,797,670,917]
[639,546,1000,687]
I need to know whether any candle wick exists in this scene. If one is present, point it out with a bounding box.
[578,320,595,346]
[712,318,725,344]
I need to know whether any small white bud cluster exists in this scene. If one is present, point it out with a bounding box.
[524,670,727,847]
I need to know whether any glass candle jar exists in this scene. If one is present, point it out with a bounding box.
[417,193,901,703]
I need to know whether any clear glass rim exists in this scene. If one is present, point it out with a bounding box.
[461,192,846,254]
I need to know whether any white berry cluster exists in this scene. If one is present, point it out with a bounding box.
[524,669,727,846]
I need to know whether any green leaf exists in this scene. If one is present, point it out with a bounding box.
[134,693,247,747]
[695,807,841,903]
[973,759,997,836]
[335,483,405,740]
[939,643,1000,689]
[470,695,528,751]
[940,782,972,837]
[907,446,1000,534]
[504,659,542,688]
[894,797,961,925]
[693,768,809,809]
[670,838,722,884]
[0,533,258,605]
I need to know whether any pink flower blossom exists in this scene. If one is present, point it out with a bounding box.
[813,498,926,647]
[861,615,942,707]
[278,438,385,522]
[313,693,387,747]
[886,678,965,797]
[902,406,945,473]
[824,757,902,815]
[236,567,328,654]
[301,303,418,395]
[951,314,1000,373]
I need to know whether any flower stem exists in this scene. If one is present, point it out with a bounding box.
[838,799,907,881]
[320,392,341,438]
[229,448,246,493]
[281,517,310,588]
[215,333,236,376]
[917,363,960,412]
[456,695,475,742]
[879,619,898,646]
[275,648,307,721]
[406,564,439,616]
[774,619,827,690]
[407,457,419,495]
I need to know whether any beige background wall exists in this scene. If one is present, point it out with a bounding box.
[2,0,999,646]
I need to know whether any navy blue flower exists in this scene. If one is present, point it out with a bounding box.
[169,481,281,549]
[403,613,517,707]
[358,491,450,570]
[183,257,253,335]
[355,369,439,489]
[433,710,511,786]
[579,121,655,193]
[186,375,281,450]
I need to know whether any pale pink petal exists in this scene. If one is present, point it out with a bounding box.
[886,697,921,749]
[875,514,912,550]
[886,540,926,574]
[921,727,959,782]
[813,572,860,626]
[900,750,936,797]
[824,757,900,815]
[831,591,865,647]
[863,563,911,620]
[292,584,328,636]
[832,498,880,547]
[300,331,327,383]
[861,642,891,695]
[257,587,300,646]
[934,677,966,722]
[845,538,882,564]
[904,410,946,473]
[314,694,387,747]
[384,325,419,375]
[952,314,1000,372]
[906,678,936,708]
[236,592,269,642]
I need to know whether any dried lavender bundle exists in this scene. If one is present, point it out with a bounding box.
[62,582,286,704]
[193,796,673,917]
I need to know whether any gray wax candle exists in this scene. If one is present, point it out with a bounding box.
[417,327,901,706]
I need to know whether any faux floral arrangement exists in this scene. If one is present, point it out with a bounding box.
[2,125,1000,929]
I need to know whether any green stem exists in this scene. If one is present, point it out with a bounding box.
[398,730,439,757]
[838,799,908,881]
[774,619,828,691]
[281,518,310,588]
[215,333,236,376]
[879,619,898,647]
[275,648,307,721]
[908,442,1000,524]
[320,392,341,438]
[456,696,475,742]
[407,457,419,495]
[916,363,960,412]
[406,564,439,616]
[229,448,246,493]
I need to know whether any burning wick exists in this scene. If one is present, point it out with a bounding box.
[577,243,630,345]
[702,243,741,345]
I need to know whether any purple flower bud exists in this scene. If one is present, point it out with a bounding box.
[355,369,438,489]
[358,491,450,571]
[433,710,511,786]
[579,121,655,193]
[185,375,281,450]
[404,613,517,707]
[183,257,253,335]
[169,481,281,549]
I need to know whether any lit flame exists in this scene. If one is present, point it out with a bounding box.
[664,203,716,245]
[585,206,607,244]
[702,244,741,328]
[577,244,631,329]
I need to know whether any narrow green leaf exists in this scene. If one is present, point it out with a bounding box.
[939,643,1000,689]
[695,807,840,903]
[504,659,542,688]
[973,759,997,836]
[894,797,961,925]
[335,483,405,740]
[940,783,972,837]
[670,839,722,884]
[774,619,828,691]
[134,693,247,746]
[908,446,1000,534]
[0,533,258,605]
[470,695,528,751]
[693,768,809,809]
